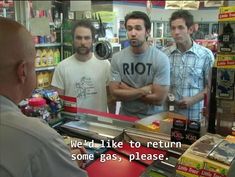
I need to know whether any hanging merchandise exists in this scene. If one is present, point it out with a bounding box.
[165,1,199,10]
[218,23,235,53]
[216,69,234,100]
[208,6,235,136]
[204,0,224,7]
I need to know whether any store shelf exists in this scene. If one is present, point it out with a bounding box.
[63,43,73,47]
[35,66,56,72]
[35,43,61,47]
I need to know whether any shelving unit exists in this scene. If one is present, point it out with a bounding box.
[27,1,63,89]
[208,6,235,136]
[35,43,61,48]
[34,27,62,89]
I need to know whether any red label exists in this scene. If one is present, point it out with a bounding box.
[199,169,226,177]
[217,60,235,66]
[177,164,200,175]
[188,167,199,175]
[219,12,235,19]
[177,164,188,172]
[200,169,213,177]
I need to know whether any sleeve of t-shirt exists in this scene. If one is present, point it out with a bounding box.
[203,49,215,85]
[110,54,122,82]
[51,63,65,90]
[153,51,170,86]
[30,131,88,177]
[105,60,111,85]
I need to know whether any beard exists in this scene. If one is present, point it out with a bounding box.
[75,46,92,55]
[129,39,144,47]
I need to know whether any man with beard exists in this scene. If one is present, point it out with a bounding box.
[109,11,170,118]
[52,19,113,113]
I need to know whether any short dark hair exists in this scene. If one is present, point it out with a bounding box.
[124,11,151,31]
[72,19,96,41]
[169,10,194,29]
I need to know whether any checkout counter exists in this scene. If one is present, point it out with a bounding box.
[53,95,187,177]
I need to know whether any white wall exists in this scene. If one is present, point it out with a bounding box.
[113,4,219,22]
[113,3,220,36]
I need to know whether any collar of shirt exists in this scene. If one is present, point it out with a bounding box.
[0,95,21,113]
[168,41,201,58]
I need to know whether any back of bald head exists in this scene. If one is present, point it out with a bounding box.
[0,17,35,73]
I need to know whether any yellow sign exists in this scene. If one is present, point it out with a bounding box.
[94,11,116,23]
[219,6,235,22]
[215,54,235,68]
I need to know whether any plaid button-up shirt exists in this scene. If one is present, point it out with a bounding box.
[163,42,214,120]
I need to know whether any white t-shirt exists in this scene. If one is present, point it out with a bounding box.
[51,54,110,112]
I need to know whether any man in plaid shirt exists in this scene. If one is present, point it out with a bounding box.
[163,10,214,121]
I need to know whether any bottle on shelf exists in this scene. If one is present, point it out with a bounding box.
[35,49,42,67]
[54,48,61,64]
[43,71,50,88]
[47,49,54,66]
[40,49,48,67]
[36,72,44,88]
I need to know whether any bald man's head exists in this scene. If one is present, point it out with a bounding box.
[0,17,36,103]
[0,17,35,68]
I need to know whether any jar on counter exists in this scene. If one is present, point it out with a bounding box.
[25,97,50,121]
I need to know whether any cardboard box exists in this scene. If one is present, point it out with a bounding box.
[135,112,167,133]
[135,112,186,134]
[176,150,205,177]
[201,159,230,177]
[171,127,186,143]
[176,150,231,177]
[185,130,200,145]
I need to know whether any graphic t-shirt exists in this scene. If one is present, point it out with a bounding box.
[51,54,110,112]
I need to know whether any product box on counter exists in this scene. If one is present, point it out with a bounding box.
[177,151,230,177]
[135,112,187,134]
[171,127,186,144]
[184,129,201,145]
[176,134,235,177]
[201,159,230,177]
[176,150,205,177]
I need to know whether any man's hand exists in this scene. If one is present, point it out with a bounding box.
[177,97,195,109]
[70,146,87,169]
[140,85,152,95]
